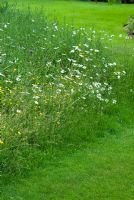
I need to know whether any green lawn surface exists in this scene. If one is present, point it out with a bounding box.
[1,129,134,200]
[11,0,134,34]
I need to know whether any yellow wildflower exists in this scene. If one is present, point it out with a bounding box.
[0,86,3,93]
[0,139,4,144]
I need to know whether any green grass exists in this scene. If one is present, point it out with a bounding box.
[2,8,129,175]
[10,0,134,55]
[1,1,134,199]
[11,0,134,34]
[1,129,134,200]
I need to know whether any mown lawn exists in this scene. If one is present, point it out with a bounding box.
[11,0,134,34]
[1,129,134,200]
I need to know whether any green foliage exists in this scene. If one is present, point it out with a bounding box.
[108,0,121,3]
[0,0,8,13]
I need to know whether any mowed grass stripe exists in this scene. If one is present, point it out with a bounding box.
[1,129,134,200]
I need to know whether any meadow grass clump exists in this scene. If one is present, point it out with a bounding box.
[0,6,133,177]
[0,1,9,14]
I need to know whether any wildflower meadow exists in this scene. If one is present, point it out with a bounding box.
[0,0,134,199]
